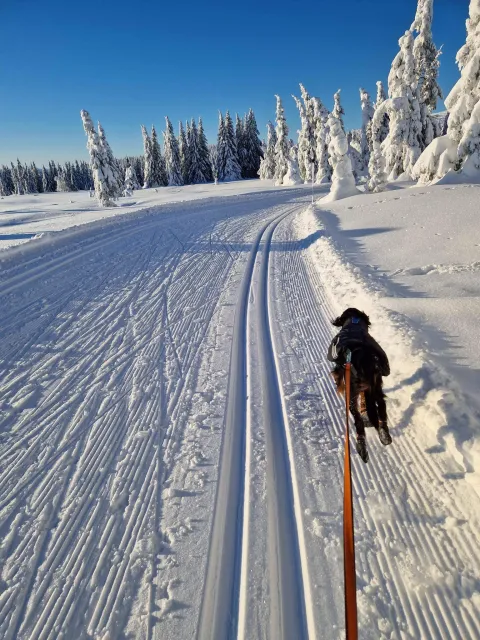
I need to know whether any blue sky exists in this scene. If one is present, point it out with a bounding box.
[0,0,469,166]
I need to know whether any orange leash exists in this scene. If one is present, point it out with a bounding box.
[343,359,358,639]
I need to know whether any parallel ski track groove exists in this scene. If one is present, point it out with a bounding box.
[197,202,313,640]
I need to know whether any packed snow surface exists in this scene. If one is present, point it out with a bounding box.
[0,181,480,639]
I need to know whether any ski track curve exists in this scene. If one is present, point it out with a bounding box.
[0,189,314,640]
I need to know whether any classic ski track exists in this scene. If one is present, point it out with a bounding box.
[0,193,310,639]
[270,211,480,639]
[197,202,314,640]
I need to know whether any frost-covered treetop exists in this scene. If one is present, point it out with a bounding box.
[411,0,433,35]
[457,0,480,70]
[388,31,416,98]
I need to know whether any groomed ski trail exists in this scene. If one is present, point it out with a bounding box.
[0,189,316,640]
[197,204,315,640]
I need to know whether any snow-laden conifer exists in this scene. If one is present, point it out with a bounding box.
[283,146,302,185]
[163,116,184,186]
[81,110,117,206]
[141,125,153,188]
[124,163,140,192]
[150,125,168,187]
[179,122,189,185]
[188,119,207,184]
[98,122,122,194]
[218,111,242,181]
[323,114,360,202]
[198,117,213,182]
[360,88,375,168]
[367,106,389,192]
[292,94,309,180]
[236,114,247,177]
[312,98,331,183]
[274,95,290,185]
[259,122,277,179]
[382,31,423,180]
[411,0,442,148]
[332,90,345,131]
[243,109,263,178]
[413,1,480,182]
[375,81,390,144]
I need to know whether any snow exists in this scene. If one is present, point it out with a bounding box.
[1,179,480,639]
[309,183,480,478]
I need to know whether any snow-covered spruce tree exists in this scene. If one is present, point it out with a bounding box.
[150,125,168,187]
[163,116,184,186]
[274,95,290,185]
[347,131,364,179]
[124,163,139,193]
[299,84,317,182]
[413,1,480,183]
[323,114,360,202]
[312,97,331,184]
[98,122,123,194]
[332,90,345,131]
[141,125,154,188]
[382,30,423,180]
[360,88,375,169]
[198,117,213,182]
[367,105,389,192]
[292,94,309,180]
[447,0,480,173]
[243,109,263,178]
[188,119,206,184]
[236,114,247,177]
[209,144,219,182]
[217,111,242,182]
[283,146,302,185]
[184,121,193,185]
[259,121,277,179]
[411,0,442,149]
[178,121,189,185]
[81,110,118,206]
[375,81,390,144]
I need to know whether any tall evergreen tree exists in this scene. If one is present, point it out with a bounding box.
[242,109,263,179]
[292,94,309,180]
[360,88,375,172]
[324,114,360,202]
[274,95,290,185]
[312,97,331,184]
[411,0,442,148]
[98,122,122,192]
[163,116,184,186]
[198,117,213,182]
[374,81,390,144]
[141,125,154,188]
[81,110,118,206]
[184,121,192,184]
[217,111,242,181]
[236,114,247,177]
[332,90,345,131]
[259,122,277,179]
[187,119,206,184]
[150,125,168,187]
[178,121,189,185]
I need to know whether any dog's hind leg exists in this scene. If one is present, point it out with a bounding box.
[375,379,392,446]
[349,388,369,463]
[364,389,379,430]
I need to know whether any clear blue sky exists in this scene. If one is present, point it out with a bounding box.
[0,0,469,166]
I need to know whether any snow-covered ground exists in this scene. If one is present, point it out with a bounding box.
[0,181,480,639]
[0,181,298,252]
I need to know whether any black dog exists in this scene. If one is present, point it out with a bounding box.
[327,308,392,463]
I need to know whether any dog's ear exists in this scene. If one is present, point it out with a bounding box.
[332,315,344,327]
